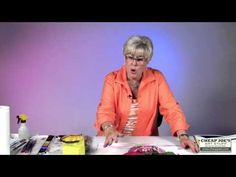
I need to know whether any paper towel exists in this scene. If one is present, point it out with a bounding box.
[0,106,10,155]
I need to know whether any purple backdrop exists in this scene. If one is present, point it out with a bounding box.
[1,22,236,136]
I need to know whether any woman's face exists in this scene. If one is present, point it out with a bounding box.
[125,49,149,80]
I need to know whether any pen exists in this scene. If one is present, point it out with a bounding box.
[38,135,54,155]
[10,140,20,147]
[11,139,26,149]
[28,140,37,153]
[12,141,27,152]
[21,140,30,153]
[193,136,200,149]
[21,139,37,153]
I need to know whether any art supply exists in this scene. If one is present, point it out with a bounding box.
[0,106,10,155]
[61,135,85,155]
[38,135,54,154]
[10,139,27,150]
[17,114,30,140]
[21,139,37,154]
[10,139,27,154]
[28,140,37,153]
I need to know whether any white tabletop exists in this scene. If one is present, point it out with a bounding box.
[89,136,236,155]
[89,136,190,155]
[10,135,236,155]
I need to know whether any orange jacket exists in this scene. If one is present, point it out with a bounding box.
[94,65,189,136]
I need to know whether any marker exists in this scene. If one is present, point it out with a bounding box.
[38,135,54,154]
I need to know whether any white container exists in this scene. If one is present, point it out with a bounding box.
[0,106,10,155]
[18,122,30,140]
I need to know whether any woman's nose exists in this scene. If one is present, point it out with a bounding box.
[131,59,138,65]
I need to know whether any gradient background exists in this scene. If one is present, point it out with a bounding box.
[0,22,236,136]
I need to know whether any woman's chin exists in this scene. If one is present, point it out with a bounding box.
[129,74,137,80]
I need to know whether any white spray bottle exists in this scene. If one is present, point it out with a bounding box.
[17,114,30,140]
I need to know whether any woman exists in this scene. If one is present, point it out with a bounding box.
[94,35,198,153]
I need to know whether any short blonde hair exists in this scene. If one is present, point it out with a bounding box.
[123,35,153,61]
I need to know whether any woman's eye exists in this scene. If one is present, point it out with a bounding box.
[137,59,143,62]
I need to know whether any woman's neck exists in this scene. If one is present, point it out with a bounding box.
[127,73,142,82]
[127,76,142,99]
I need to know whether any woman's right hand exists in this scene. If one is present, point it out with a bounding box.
[104,126,124,147]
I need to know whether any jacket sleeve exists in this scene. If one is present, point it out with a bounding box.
[157,71,189,136]
[94,73,116,135]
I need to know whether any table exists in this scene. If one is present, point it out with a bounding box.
[10,135,236,155]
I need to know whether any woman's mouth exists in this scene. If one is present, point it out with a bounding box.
[131,69,136,73]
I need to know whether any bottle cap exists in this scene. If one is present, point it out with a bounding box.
[17,114,28,124]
